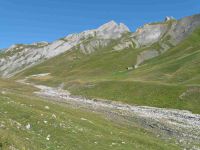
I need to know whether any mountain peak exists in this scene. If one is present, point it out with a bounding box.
[119,23,130,32]
[96,20,130,39]
[165,16,176,22]
[98,20,130,32]
[106,20,118,25]
[97,20,118,31]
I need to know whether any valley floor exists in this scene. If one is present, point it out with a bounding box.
[0,79,182,150]
[15,78,200,149]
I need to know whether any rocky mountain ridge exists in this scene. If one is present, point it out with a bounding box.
[1,14,200,77]
[0,21,130,77]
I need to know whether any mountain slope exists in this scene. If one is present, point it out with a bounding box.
[12,14,200,114]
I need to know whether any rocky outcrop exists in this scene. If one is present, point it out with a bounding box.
[79,39,111,54]
[132,23,169,47]
[132,14,200,47]
[168,14,200,45]
[113,36,136,51]
[95,21,130,39]
[135,50,159,68]
[113,40,134,51]
[133,14,200,68]
[5,42,49,53]
[78,21,131,54]
[134,42,172,68]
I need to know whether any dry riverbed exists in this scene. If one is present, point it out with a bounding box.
[17,78,200,150]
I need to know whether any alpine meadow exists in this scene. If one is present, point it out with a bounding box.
[0,1,200,149]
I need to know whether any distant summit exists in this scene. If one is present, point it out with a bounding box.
[165,16,176,21]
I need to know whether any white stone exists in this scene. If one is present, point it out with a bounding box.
[46,134,50,141]
[52,114,56,119]
[26,123,31,130]
[45,106,50,110]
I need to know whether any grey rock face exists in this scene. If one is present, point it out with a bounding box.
[113,36,136,51]
[132,23,169,47]
[130,15,200,49]
[159,43,170,53]
[96,21,130,39]
[133,14,200,68]
[113,40,134,51]
[5,42,49,53]
[135,50,159,68]
[168,14,200,44]
[79,39,111,54]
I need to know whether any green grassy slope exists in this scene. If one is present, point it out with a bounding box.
[14,28,200,113]
[0,79,180,150]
